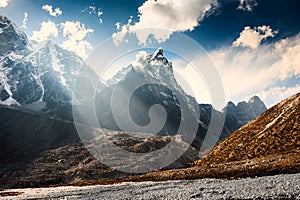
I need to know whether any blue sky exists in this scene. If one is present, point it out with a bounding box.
[0,0,300,107]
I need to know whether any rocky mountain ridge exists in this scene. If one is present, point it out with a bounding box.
[0,15,97,117]
[0,15,267,142]
[95,48,267,148]
[0,14,274,189]
[194,92,300,165]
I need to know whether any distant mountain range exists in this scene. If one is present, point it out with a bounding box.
[95,48,267,148]
[0,15,99,120]
[0,15,270,188]
[76,92,299,184]
[0,14,267,147]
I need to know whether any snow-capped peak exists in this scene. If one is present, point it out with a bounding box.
[150,47,164,60]
[109,48,175,87]
[0,15,89,108]
[0,15,28,56]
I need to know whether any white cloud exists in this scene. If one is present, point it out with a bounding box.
[42,4,62,17]
[0,0,9,8]
[29,20,58,42]
[82,5,103,24]
[21,12,28,29]
[256,85,300,107]
[112,17,133,44]
[112,0,219,45]
[173,33,300,106]
[215,33,300,106]
[233,26,278,49]
[60,21,94,59]
[237,0,257,11]
[132,50,148,68]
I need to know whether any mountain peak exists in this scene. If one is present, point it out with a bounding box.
[195,92,300,166]
[227,101,236,107]
[248,95,262,104]
[0,15,28,56]
[148,48,172,67]
[150,48,164,59]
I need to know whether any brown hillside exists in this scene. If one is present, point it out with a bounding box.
[194,92,300,166]
[63,93,300,187]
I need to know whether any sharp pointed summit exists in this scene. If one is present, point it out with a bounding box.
[0,15,101,119]
[0,15,28,57]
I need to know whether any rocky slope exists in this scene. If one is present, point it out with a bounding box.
[0,14,266,143]
[95,48,267,149]
[63,93,299,187]
[0,14,270,188]
[0,107,199,189]
[0,15,99,119]
[194,92,300,165]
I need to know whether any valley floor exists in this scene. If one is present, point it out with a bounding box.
[1,173,300,199]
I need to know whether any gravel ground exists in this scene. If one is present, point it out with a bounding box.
[1,173,300,200]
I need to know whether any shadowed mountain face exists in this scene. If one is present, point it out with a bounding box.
[0,14,266,145]
[95,49,267,149]
[0,15,27,56]
[96,49,198,137]
[194,92,300,166]
[0,15,269,188]
[0,106,80,162]
[0,106,200,189]
[221,96,267,139]
[0,15,100,119]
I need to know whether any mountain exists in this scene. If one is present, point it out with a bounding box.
[97,48,198,135]
[0,15,27,56]
[0,106,200,188]
[0,15,99,120]
[194,92,300,166]
[220,96,267,139]
[95,48,266,149]
[76,93,298,184]
[0,15,271,188]
[0,14,266,146]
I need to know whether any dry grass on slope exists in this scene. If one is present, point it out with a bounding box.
[194,92,300,166]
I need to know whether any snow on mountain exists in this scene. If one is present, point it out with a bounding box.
[108,48,197,110]
[98,48,267,149]
[0,14,267,146]
[0,15,28,57]
[0,15,98,114]
[110,48,175,87]
[96,48,200,137]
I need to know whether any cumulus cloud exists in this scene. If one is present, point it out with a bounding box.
[0,0,9,8]
[215,32,300,106]
[256,84,300,107]
[60,21,94,59]
[21,12,28,29]
[112,17,134,44]
[82,5,103,24]
[112,0,219,45]
[29,21,58,42]
[237,0,257,11]
[42,4,62,17]
[233,26,278,49]
[179,32,300,107]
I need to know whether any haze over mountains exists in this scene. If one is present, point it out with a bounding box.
[0,15,269,188]
[0,14,267,141]
[88,92,299,184]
